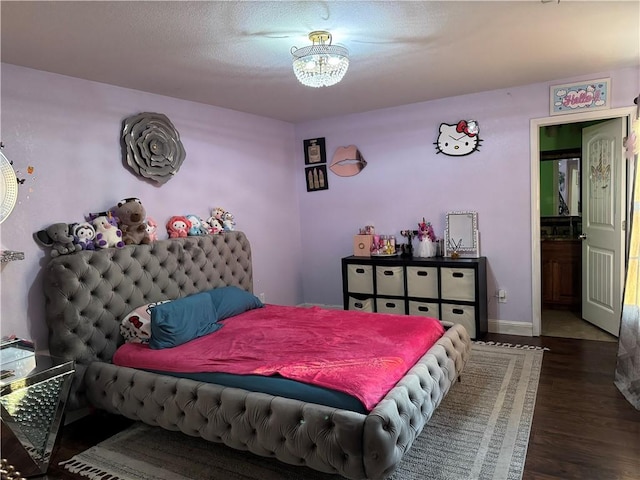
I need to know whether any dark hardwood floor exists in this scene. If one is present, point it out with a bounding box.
[496,334,640,480]
[27,334,640,480]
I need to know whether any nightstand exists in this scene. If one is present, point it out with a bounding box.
[1,340,74,477]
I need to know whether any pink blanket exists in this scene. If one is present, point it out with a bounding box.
[113,305,444,410]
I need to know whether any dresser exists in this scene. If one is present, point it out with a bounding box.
[342,255,488,339]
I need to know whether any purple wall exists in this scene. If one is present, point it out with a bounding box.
[295,67,639,325]
[0,64,302,350]
[1,63,637,351]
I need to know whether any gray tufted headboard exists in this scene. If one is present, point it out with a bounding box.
[43,232,253,410]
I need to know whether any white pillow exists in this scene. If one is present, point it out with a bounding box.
[120,300,170,343]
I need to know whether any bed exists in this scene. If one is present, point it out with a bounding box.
[43,232,471,480]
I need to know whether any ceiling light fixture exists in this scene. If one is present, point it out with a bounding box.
[291,31,349,88]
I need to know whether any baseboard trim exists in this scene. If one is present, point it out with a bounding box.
[488,319,534,337]
[297,303,342,310]
[299,305,535,337]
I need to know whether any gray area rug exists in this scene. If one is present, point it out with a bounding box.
[60,344,543,480]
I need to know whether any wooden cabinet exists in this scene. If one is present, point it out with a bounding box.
[342,255,487,339]
[541,240,581,309]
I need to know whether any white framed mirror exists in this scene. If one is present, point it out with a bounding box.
[0,150,18,224]
[445,211,479,257]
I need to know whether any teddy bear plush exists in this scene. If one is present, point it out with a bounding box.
[113,198,151,245]
[185,214,209,236]
[166,215,192,238]
[70,222,96,251]
[90,213,125,249]
[34,223,82,257]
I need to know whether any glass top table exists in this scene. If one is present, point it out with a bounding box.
[1,339,74,477]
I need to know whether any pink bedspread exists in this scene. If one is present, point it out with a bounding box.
[113,305,444,410]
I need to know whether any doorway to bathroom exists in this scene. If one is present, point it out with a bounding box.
[530,106,635,340]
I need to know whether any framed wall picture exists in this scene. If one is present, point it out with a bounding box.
[549,78,610,116]
[303,137,326,165]
[305,165,328,192]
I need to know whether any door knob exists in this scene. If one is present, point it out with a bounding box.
[578,234,587,240]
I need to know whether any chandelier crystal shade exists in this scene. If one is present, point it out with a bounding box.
[291,31,349,88]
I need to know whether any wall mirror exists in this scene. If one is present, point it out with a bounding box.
[540,149,581,217]
[445,211,479,257]
[0,150,18,224]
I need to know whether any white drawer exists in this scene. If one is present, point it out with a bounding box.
[408,300,440,319]
[441,303,476,337]
[347,264,374,294]
[376,297,405,315]
[348,296,374,313]
[406,266,438,298]
[441,267,476,301]
[375,266,404,296]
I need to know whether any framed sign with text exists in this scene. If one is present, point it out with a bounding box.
[550,78,610,116]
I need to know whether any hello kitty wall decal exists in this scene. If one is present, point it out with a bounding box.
[434,120,482,156]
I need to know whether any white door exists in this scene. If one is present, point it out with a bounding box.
[581,118,626,337]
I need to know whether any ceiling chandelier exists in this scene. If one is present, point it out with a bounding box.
[291,31,349,88]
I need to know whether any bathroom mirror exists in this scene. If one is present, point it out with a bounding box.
[0,150,18,224]
[540,149,581,217]
[445,211,479,257]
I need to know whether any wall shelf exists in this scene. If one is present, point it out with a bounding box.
[0,250,25,263]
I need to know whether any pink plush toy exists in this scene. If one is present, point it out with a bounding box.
[145,217,158,242]
[166,216,191,238]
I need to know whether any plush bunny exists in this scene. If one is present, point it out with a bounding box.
[145,217,158,242]
[34,223,82,257]
[90,213,125,249]
[113,198,151,245]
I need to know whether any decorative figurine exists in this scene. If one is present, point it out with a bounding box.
[400,230,417,258]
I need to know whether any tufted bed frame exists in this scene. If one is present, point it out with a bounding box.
[43,232,471,480]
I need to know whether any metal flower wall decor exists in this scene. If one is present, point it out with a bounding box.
[122,112,186,185]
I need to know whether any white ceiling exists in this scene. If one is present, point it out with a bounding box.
[1,1,638,123]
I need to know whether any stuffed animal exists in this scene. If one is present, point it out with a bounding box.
[166,215,191,238]
[113,198,151,245]
[70,222,96,251]
[145,217,158,242]
[185,214,209,236]
[206,216,224,234]
[221,211,236,231]
[211,207,226,222]
[90,213,125,249]
[34,223,82,257]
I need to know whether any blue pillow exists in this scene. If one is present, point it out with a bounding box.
[206,286,264,321]
[149,292,221,349]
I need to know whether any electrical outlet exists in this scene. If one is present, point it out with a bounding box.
[498,289,507,303]
[259,292,266,303]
